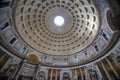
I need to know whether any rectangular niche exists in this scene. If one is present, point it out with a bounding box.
[102,32,109,41]
[84,52,89,59]
[94,44,99,52]
[9,37,17,45]
[0,1,10,9]
[20,45,27,54]
[0,22,9,31]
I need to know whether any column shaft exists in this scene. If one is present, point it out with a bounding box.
[50,69,53,80]
[13,59,26,80]
[80,68,83,80]
[84,68,87,80]
[106,58,119,78]
[33,65,40,80]
[0,55,11,72]
[111,56,120,68]
[100,61,112,80]
[0,53,6,61]
[46,69,48,80]
[55,70,58,80]
[95,64,103,80]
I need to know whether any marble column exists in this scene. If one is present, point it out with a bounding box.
[75,69,78,80]
[33,64,40,80]
[80,68,83,80]
[84,67,88,80]
[46,69,48,80]
[100,61,112,80]
[0,55,11,72]
[0,53,6,61]
[4,65,11,75]
[106,58,119,78]
[55,70,58,80]
[13,59,26,80]
[111,56,120,68]
[50,69,53,80]
[95,64,103,80]
[12,68,18,80]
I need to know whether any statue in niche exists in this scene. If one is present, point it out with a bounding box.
[62,72,71,80]
[89,69,98,80]
[38,71,45,80]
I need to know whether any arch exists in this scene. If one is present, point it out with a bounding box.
[38,71,45,80]
[62,72,71,80]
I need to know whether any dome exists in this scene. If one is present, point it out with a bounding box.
[14,0,100,55]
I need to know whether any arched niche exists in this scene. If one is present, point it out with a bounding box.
[88,69,98,80]
[38,71,45,80]
[107,10,120,30]
[27,53,40,62]
[62,72,71,80]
